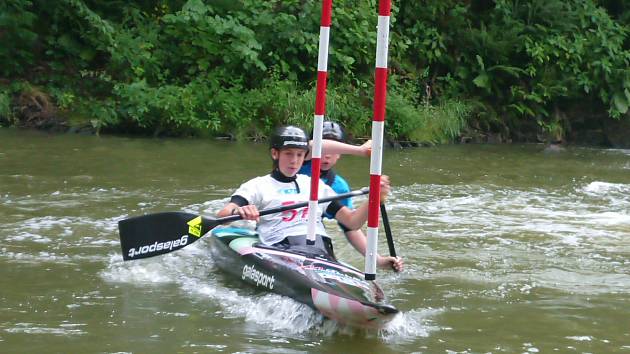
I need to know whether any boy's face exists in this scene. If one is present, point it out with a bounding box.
[321,153,340,171]
[271,148,306,176]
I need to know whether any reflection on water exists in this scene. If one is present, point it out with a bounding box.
[1,129,629,353]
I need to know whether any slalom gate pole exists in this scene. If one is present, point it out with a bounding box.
[364,0,392,281]
[307,0,333,245]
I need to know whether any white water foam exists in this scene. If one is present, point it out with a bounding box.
[390,181,630,297]
[4,323,86,336]
[2,250,108,264]
[566,335,593,341]
[581,181,630,197]
[379,308,438,343]
[101,233,435,340]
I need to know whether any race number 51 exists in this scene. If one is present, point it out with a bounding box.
[281,201,308,222]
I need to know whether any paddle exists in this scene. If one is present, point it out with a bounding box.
[379,203,397,258]
[118,188,369,261]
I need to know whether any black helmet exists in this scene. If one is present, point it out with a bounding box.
[269,125,309,151]
[321,121,346,142]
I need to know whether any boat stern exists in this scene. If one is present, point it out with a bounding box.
[311,288,398,329]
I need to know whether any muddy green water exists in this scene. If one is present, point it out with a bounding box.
[1,128,629,353]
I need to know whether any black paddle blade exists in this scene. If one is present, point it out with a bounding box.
[118,212,218,261]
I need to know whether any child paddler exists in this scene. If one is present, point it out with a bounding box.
[299,121,403,272]
[217,125,390,258]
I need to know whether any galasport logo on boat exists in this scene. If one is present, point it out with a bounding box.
[242,264,275,289]
[127,235,188,258]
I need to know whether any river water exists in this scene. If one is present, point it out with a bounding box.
[1,128,629,353]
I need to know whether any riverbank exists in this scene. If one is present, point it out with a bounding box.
[3,1,628,149]
[2,82,629,148]
[3,110,630,149]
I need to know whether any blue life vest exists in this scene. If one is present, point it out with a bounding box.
[299,160,353,219]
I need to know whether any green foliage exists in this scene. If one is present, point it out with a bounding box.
[398,0,630,139]
[0,89,12,125]
[0,81,31,125]
[0,0,38,76]
[1,0,628,144]
[386,93,470,145]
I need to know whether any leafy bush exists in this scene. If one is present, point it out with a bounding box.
[0,0,38,76]
[397,0,630,139]
[1,0,627,144]
[0,89,12,125]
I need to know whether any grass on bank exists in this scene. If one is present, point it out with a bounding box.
[0,78,471,144]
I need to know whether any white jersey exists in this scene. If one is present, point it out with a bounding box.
[232,174,337,245]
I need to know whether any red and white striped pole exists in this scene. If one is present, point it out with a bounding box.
[365,0,391,280]
[307,0,333,245]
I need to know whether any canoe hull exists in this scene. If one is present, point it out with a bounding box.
[209,227,398,328]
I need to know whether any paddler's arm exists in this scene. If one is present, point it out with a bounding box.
[217,196,260,222]
[344,229,404,272]
[332,175,390,230]
[305,139,371,160]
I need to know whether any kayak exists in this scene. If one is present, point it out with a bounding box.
[209,227,398,328]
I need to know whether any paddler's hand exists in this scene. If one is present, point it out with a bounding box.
[379,175,391,201]
[359,139,372,157]
[233,205,260,222]
[377,255,404,272]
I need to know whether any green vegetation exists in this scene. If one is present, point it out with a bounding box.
[1,0,628,144]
